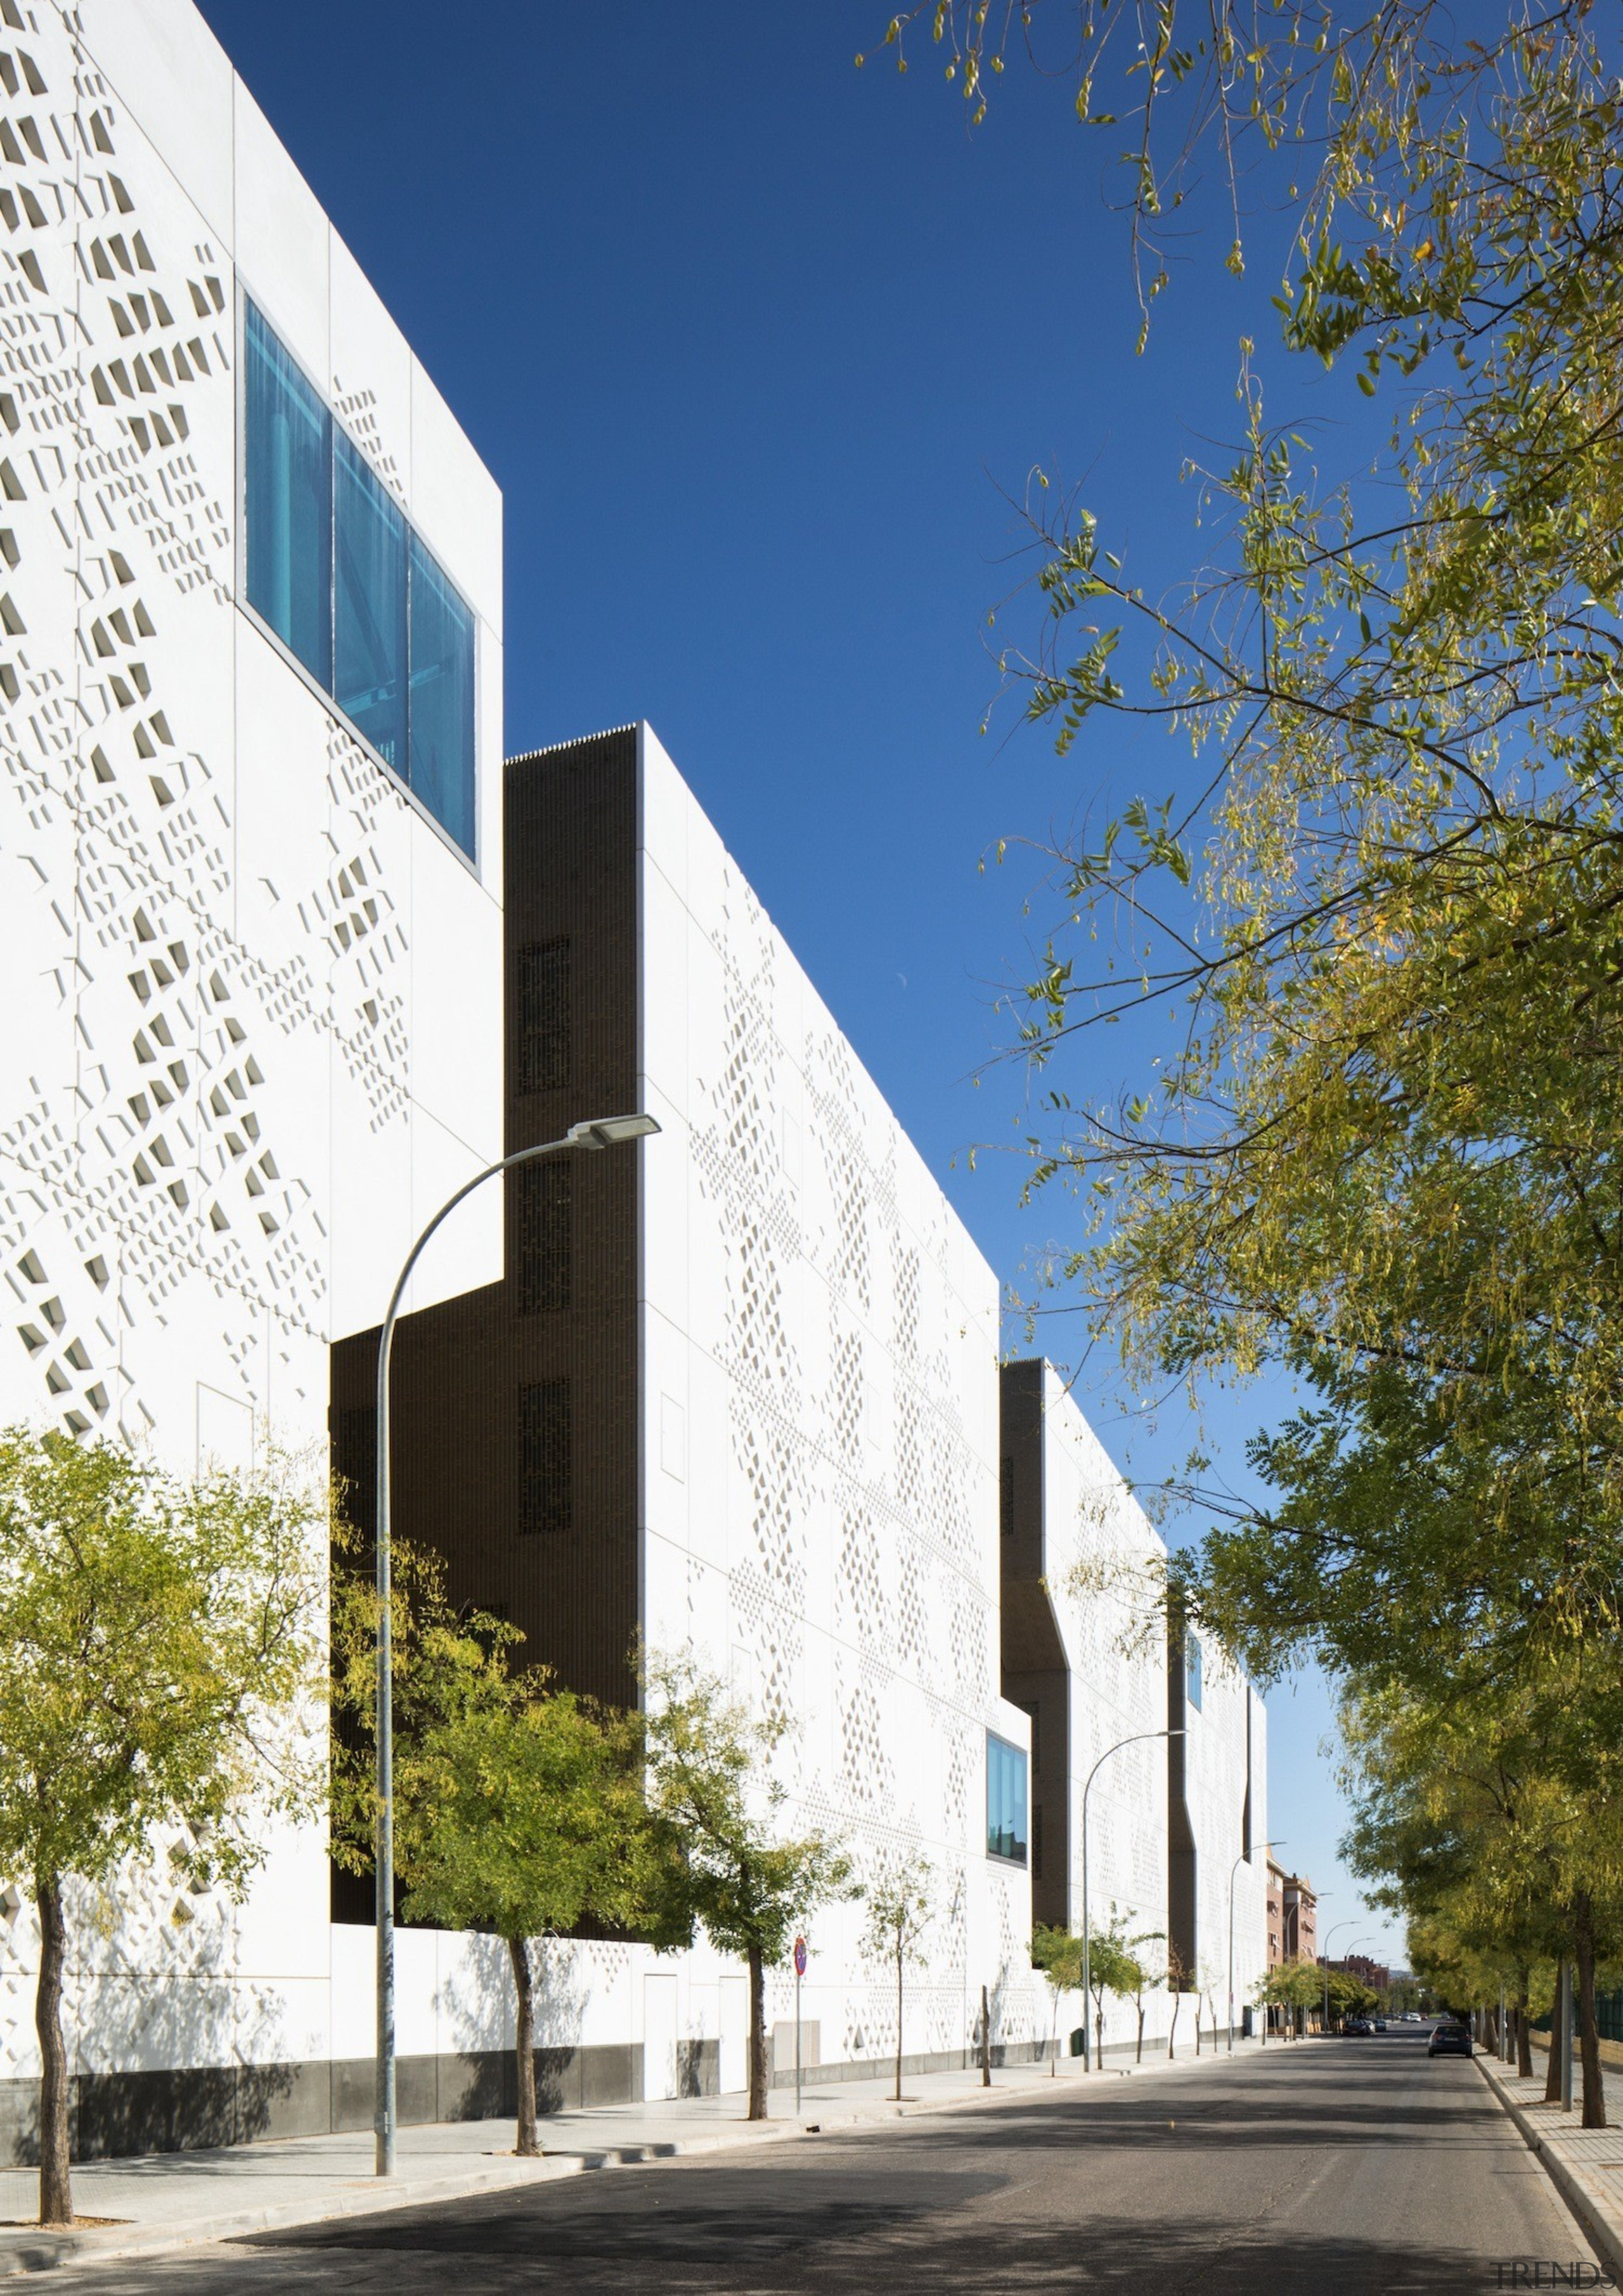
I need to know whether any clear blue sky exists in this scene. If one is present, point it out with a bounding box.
[194,0,1399,1968]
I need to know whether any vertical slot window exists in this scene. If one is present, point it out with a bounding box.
[517,1161,571,1315]
[1185,1630,1203,1712]
[517,939,571,1095]
[520,1378,571,1536]
[986,1731,1028,1866]
[335,433,407,769]
[408,532,475,857]
[243,302,331,687]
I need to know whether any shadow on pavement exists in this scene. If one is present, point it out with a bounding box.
[75,2186,1568,2296]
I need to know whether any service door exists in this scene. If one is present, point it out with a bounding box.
[643,1972,679,2101]
[719,1975,747,2094]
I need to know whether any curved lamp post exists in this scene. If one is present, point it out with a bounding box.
[1227,1838,1286,2053]
[1080,1729,1183,2072]
[373,1111,660,2176]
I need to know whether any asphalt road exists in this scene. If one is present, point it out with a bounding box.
[64,2029,1602,2294]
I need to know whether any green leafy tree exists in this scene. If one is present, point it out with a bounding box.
[1338,1668,1623,2124]
[1031,1923,1085,2073]
[1253,1961,1319,2038]
[861,1857,935,2101]
[0,1428,321,2225]
[1164,1938,1193,2058]
[1085,1905,1142,2068]
[1125,1930,1165,2063]
[869,1,1623,1766]
[642,1659,853,2120]
[330,1537,657,2158]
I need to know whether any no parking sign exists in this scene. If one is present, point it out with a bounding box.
[792,1937,808,2109]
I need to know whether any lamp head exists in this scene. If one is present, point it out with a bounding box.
[566,1113,661,1151]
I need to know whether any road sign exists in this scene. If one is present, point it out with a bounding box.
[793,1936,808,1977]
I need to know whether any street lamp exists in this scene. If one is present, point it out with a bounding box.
[372,1111,660,2176]
[1227,1838,1286,2053]
[1080,1729,1184,2073]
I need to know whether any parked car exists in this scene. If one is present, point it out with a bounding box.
[1345,2017,1372,2035]
[1428,2023,1473,2058]
[1373,2018,1388,2032]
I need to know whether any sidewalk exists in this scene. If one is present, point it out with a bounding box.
[1475,2046,1623,2283]
[0,2036,1267,2277]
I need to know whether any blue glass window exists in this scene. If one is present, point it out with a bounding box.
[242,299,477,860]
[986,1731,1028,1866]
[1186,1630,1203,1712]
[243,303,332,687]
[408,532,475,857]
[335,434,408,770]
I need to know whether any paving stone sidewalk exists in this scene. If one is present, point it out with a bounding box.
[1476,2045,1623,2282]
[0,2036,1268,2277]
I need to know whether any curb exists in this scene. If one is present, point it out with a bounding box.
[0,2126,792,2280]
[1474,2051,1623,2284]
[0,2042,1267,2276]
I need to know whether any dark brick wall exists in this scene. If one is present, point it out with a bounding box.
[999,1359,1071,1933]
[328,728,645,1923]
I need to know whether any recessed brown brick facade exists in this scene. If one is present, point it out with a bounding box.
[329,730,646,1919]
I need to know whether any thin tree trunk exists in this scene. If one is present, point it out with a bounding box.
[1135,2004,1144,2064]
[746,1942,768,2121]
[894,1944,904,2103]
[1168,1989,1180,2060]
[1544,1964,1564,2103]
[980,1983,992,2086]
[35,1869,70,2227]
[1094,1997,1104,2069]
[1516,1972,1533,2080]
[508,1935,540,2158]
[1049,1989,1059,2076]
[1574,1893,1607,2131]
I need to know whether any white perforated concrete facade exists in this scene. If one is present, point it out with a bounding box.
[636,726,1040,2086]
[0,0,1264,2150]
[1002,1362,1267,2058]
[0,0,503,2145]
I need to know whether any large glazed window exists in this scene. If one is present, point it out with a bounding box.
[408,534,475,855]
[986,1731,1028,1866]
[243,303,332,687]
[335,434,408,769]
[241,297,477,859]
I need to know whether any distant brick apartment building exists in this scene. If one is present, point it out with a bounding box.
[1266,1857,1319,1970]
[1338,1954,1392,1993]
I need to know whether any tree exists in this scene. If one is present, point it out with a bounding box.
[1125,1930,1165,2063]
[0,1428,321,2225]
[1085,1906,1143,2069]
[330,1537,656,2158]
[642,1660,853,2120]
[862,1857,935,2103]
[1031,1923,1085,2074]
[1164,1939,1192,2059]
[1197,1960,1225,2053]
[1338,1667,1623,2126]
[869,1,1623,1735]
